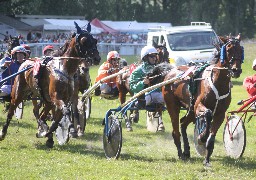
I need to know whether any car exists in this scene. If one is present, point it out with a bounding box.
[147,22,219,66]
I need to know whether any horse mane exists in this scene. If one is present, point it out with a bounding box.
[149,62,175,85]
[52,39,71,57]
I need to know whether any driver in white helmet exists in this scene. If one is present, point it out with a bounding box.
[129,45,165,131]
[0,46,28,97]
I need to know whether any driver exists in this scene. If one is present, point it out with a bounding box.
[243,59,256,97]
[95,51,121,97]
[43,45,54,56]
[129,45,165,132]
[0,46,28,97]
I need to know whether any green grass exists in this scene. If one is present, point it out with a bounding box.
[0,44,256,179]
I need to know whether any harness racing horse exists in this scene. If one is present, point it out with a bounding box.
[0,22,101,148]
[152,34,243,166]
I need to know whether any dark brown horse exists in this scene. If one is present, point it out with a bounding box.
[0,22,101,148]
[152,34,243,166]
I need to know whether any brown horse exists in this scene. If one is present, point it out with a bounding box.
[151,34,243,166]
[0,22,101,148]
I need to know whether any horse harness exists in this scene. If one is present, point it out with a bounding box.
[188,64,232,115]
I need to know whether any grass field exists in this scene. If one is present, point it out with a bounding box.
[0,43,256,179]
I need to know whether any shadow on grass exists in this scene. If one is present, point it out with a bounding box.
[232,80,243,86]
[34,140,106,158]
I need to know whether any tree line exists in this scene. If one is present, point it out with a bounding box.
[0,0,255,38]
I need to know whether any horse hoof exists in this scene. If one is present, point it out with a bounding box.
[46,138,54,148]
[0,131,5,141]
[77,127,84,137]
[126,126,133,132]
[157,123,165,132]
[183,152,191,159]
[69,128,78,138]
[69,132,78,138]
[203,160,212,167]
[77,131,84,137]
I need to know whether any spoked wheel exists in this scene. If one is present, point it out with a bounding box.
[55,115,71,145]
[146,111,159,132]
[14,102,24,119]
[193,120,206,157]
[103,115,122,159]
[223,115,246,159]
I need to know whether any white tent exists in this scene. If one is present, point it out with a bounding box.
[102,20,171,33]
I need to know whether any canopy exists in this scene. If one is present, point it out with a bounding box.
[91,18,118,34]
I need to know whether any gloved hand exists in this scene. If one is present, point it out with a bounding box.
[107,68,114,74]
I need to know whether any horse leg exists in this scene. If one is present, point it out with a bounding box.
[0,97,23,140]
[180,111,194,159]
[69,99,79,138]
[204,113,225,166]
[164,91,183,159]
[36,103,52,138]
[195,103,212,145]
[32,99,40,119]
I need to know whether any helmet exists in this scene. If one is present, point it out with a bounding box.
[141,46,158,60]
[22,44,31,55]
[252,59,256,68]
[43,45,54,55]
[11,46,28,58]
[22,44,30,52]
[107,51,120,62]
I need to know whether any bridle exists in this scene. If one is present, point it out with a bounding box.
[75,32,98,60]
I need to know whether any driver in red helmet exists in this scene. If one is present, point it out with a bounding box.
[43,45,54,56]
[95,51,121,97]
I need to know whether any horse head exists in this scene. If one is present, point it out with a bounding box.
[7,35,20,55]
[73,21,101,65]
[218,34,243,78]
[153,41,169,63]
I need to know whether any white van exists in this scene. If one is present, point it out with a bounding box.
[147,22,219,66]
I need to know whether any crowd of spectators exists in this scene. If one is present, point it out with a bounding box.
[1,31,147,45]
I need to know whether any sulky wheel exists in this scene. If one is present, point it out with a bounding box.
[55,115,71,145]
[223,115,246,159]
[103,115,122,159]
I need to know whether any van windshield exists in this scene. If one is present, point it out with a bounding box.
[167,31,218,51]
